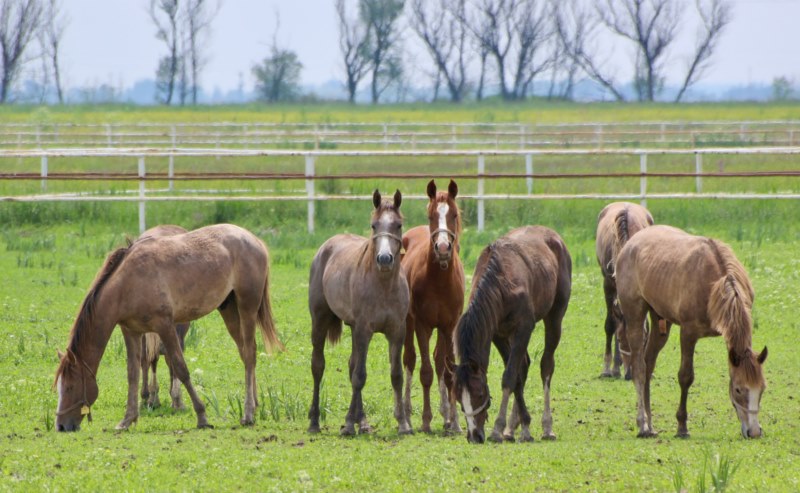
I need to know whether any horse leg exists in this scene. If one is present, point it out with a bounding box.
[676,332,698,438]
[117,327,142,430]
[416,326,434,433]
[308,309,338,434]
[157,318,210,429]
[342,328,372,436]
[168,323,189,410]
[401,313,416,424]
[219,299,259,426]
[493,328,532,443]
[602,276,619,378]
[490,337,512,442]
[139,333,149,406]
[436,326,461,433]
[623,302,653,438]
[643,314,671,436]
[389,330,413,435]
[148,350,160,408]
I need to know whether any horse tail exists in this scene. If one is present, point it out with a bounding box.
[707,240,754,351]
[144,333,161,365]
[611,207,631,269]
[326,324,343,346]
[257,256,284,353]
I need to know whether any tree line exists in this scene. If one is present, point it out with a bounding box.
[0,0,795,105]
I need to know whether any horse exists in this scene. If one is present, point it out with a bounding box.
[454,226,572,443]
[615,225,768,438]
[307,189,412,436]
[54,223,282,432]
[401,179,465,433]
[595,202,653,378]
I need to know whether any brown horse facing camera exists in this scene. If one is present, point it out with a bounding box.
[595,202,653,379]
[54,224,282,432]
[401,179,466,433]
[307,190,412,436]
[454,226,572,444]
[615,225,767,439]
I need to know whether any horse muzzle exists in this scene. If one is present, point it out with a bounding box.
[376,253,395,270]
[56,418,81,432]
[742,423,763,439]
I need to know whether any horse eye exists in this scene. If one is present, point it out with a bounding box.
[735,388,742,395]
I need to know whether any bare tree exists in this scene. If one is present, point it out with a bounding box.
[465,0,552,100]
[549,0,587,100]
[336,0,370,103]
[183,0,219,104]
[359,0,405,104]
[150,0,180,105]
[674,0,730,102]
[0,0,42,103]
[598,0,680,101]
[37,0,65,103]
[410,0,469,102]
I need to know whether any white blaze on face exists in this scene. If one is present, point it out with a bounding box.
[376,211,395,259]
[436,203,450,250]
[56,375,63,411]
[747,388,760,430]
[461,387,477,434]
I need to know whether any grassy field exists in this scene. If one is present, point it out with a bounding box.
[1,103,799,492]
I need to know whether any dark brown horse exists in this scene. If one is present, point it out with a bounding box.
[454,226,571,443]
[401,179,465,433]
[54,223,282,431]
[308,190,412,436]
[595,202,653,378]
[615,225,767,438]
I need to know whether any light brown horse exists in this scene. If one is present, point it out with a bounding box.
[615,225,767,438]
[595,202,653,378]
[54,223,282,431]
[308,189,412,436]
[401,179,465,433]
[454,226,571,443]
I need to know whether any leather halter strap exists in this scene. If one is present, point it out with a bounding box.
[372,231,403,244]
[430,227,456,244]
[56,356,95,421]
[732,398,760,416]
[462,394,491,418]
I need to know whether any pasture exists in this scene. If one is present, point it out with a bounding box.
[1,103,799,492]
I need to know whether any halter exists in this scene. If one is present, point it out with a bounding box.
[430,227,457,269]
[372,231,403,245]
[731,397,760,416]
[462,394,491,418]
[56,356,95,423]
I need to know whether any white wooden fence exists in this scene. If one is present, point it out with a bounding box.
[2,147,799,234]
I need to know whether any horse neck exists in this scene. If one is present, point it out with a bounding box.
[69,289,120,374]
[457,294,500,372]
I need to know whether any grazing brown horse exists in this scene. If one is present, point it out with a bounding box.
[401,179,465,433]
[454,226,571,443]
[595,202,653,378]
[615,225,768,438]
[308,190,412,436]
[54,224,282,432]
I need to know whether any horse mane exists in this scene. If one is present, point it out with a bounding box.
[455,245,507,370]
[55,244,131,380]
[706,239,759,381]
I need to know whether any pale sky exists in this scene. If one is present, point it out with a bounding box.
[59,0,800,95]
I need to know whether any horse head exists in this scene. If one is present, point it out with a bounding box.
[426,179,460,269]
[55,349,99,432]
[371,189,404,272]
[455,360,491,443]
[728,346,768,438]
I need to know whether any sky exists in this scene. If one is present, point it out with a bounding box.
[59,0,800,95]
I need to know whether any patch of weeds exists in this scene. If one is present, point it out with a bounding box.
[200,388,222,418]
[227,393,243,421]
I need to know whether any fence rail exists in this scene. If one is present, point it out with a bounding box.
[2,120,800,149]
[1,147,798,233]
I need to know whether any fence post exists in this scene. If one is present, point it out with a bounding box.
[640,153,647,208]
[138,156,146,234]
[695,152,703,193]
[525,153,533,195]
[169,125,176,191]
[477,154,485,232]
[41,156,48,192]
[305,154,316,234]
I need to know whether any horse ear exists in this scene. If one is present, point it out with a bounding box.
[448,179,458,199]
[427,180,437,200]
[57,349,65,361]
[393,189,402,209]
[729,347,741,367]
[373,189,382,209]
[757,346,768,364]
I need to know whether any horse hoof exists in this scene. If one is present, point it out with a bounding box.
[115,422,131,431]
[340,425,356,436]
[599,371,615,379]
[636,430,657,438]
[240,418,255,427]
[502,433,515,442]
[488,431,504,443]
[420,425,433,434]
[675,431,690,439]
[519,434,535,443]
[541,433,557,441]
[398,427,414,436]
[197,422,214,430]
[308,425,321,434]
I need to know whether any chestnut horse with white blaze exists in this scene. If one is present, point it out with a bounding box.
[615,225,767,438]
[595,202,653,378]
[54,223,282,432]
[402,179,465,433]
[454,226,571,443]
[307,190,412,436]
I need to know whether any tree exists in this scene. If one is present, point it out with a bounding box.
[550,0,592,100]
[410,0,470,102]
[674,0,731,102]
[150,0,180,105]
[183,0,219,105]
[0,0,43,103]
[465,0,552,101]
[252,46,303,102]
[38,0,65,103]
[336,0,370,103]
[359,0,405,104]
[771,76,794,102]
